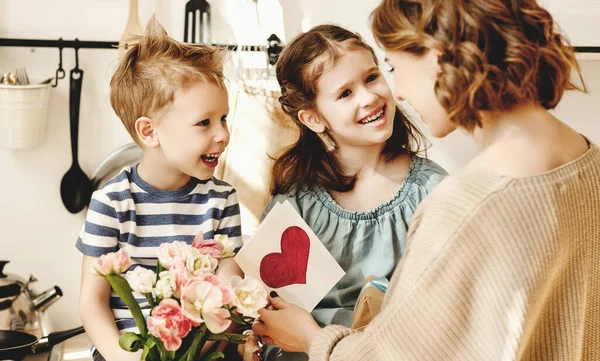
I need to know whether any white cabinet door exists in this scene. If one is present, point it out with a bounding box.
[540,0,600,47]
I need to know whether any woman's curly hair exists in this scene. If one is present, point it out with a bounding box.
[371,0,586,130]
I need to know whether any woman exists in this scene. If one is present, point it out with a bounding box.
[253,0,600,360]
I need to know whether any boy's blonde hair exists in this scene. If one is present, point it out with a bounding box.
[110,16,226,143]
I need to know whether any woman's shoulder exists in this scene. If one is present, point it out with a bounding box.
[410,166,513,228]
[421,141,600,222]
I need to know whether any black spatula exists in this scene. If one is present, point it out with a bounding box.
[184,0,211,44]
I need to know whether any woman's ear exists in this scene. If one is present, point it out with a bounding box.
[425,48,443,79]
[135,116,160,148]
[298,109,326,133]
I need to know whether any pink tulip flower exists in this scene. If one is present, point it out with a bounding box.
[147,299,193,351]
[92,249,132,276]
[180,274,234,334]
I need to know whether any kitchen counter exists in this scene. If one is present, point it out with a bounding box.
[55,333,92,361]
[24,334,92,361]
[22,347,59,361]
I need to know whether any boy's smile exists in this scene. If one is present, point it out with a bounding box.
[200,152,222,168]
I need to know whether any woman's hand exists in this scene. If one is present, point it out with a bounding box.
[237,331,262,361]
[252,292,321,354]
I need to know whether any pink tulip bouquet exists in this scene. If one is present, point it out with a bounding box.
[92,234,267,361]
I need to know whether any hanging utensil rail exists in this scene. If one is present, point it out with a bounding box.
[575,47,600,53]
[0,35,284,87]
[0,38,117,49]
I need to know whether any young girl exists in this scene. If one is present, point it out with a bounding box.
[260,24,447,361]
[253,1,600,360]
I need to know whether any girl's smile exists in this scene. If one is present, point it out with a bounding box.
[358,105,387,126]
[312,49,396,149]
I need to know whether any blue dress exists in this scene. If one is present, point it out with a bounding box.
[261,156,447,361]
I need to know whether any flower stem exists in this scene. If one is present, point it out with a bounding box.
[145,293,156,308]
[106,274,148,337]
[185,326,209,361]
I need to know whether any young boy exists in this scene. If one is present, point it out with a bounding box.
[76,17,243,361]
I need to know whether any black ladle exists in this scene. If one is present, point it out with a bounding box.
[60,66,92,213]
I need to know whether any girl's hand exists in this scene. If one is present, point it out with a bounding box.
[252,293,321,353]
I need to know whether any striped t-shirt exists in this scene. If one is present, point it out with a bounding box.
[75,165,242,331]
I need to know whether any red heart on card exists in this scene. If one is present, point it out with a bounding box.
[259,226,310,289]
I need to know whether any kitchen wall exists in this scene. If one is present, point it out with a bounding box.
[1,0,598,330]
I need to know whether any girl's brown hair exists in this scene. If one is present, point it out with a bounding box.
[271,24,425,196]
[371,0,586,130]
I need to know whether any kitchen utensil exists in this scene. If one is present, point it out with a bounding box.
[0,81,52,149]
[0,261,63,336]
[184,0,211,43]
[118,0,143,58]
[91,143,143,192]
[60,67,92,213]
[1,72,17,85]
[0,326,85,361]
[15,68,30,85]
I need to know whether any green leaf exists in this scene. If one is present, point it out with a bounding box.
[159,345,168,361]
[186,326,209,361]
[145,293,156,308]
[174,331,196,360]
[227,311,249,326]
[206,332,249,344]
[157,262,166,275]
[146,335,170,361]
[227,307,256,327]
[145,337,156,349]
[146,347,162,361]
[106,274,148,337]
[142,345,150,361]
[154,263,166,304]
[118,332,143,352]
[200,340,220,360]
[201,351,225,361]
[142,337,162,361]
[156,343,176,361]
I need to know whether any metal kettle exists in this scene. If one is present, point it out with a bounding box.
[0,260,62,337]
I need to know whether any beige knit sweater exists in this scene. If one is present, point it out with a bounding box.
[309,144,600,361]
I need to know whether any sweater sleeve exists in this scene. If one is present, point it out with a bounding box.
[309,325,384,361]
[308,220,494,361]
